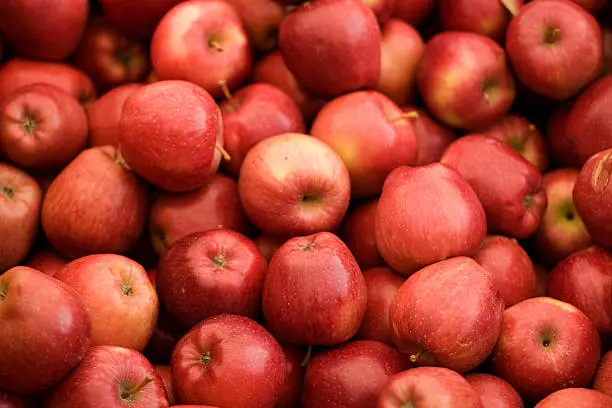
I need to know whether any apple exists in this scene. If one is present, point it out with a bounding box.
[149,174,250,255]
[0,389,33,408]
[377,367,484,408]
[391,0,435,26]
[0,266,91,394]
[401,106,456,166]
[154,366,175,406]
[119,80,223,192]
[254,235,285,263]
[0,83,88,171]
[546,104,580,168]
[492,297,601,403]
[171,314,286,407]
[144,310,185,365]
[603,25,612,76]
[224,0,286,51]
[99,0,183,39]
[41,145,148,259]
[0,163,41,272]
[363,0,396,22]
[506,0,602,100]
[438,0,522,41]
[45,346,169,408]
[339,198,384,270]
[238,133,350,237]
[301,340,407,407]
[219,82,305,176]
[276,344,305,408]
[151,0,252,99]
[278,0,381,97]
[535,388,612,408]
[26,248,66,277]
[465,373,524,408]
[474,235,537,307]
[573,0,608,12]
[417,31,515,130]
[594,351,612,397]
[375,163,486,275]
[157,229,266,329]
[262,232,367,345]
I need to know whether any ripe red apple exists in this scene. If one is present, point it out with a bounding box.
[0,389,33,408]
[26,248,66,277]
[438,0,522,41]
[546,104,581,168]
[120,80,223,192]
[417,32,515,130]
[0,83,87,171]
[378,367,484,408]
[224,0,286,51]
[276,344,305,408]
[46,346,169,408]
[0,163,41,272]
[171,314,286,407]
[302,340,407,408]
[151,0,252,99]
[0,266,91,394]
[391,0,435,26]
[375,163,486,275]
[492,297,601,403]
[219,82,305,176]
[263,232,367,345]
[506,0,602,100]
[99,0,182,39]
[254,235,285,263]
[339,198,384,270]
[41,145,148,258]
[535,388,612,408]
[279,0,381,97]
[594,351,612,397]
[465,373,524,408]
[239,133,350,237]
[402,106,456,166]
[154,366,175,405]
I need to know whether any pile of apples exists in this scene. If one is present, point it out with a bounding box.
[5,0,612,406]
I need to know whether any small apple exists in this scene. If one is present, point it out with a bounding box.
[25,248,66,277]
[339,198,385,270]
[276,344,305,408]
[438,0,522,41]
[535,388,612,408]
[99,0,182,39]
[401,106,456,166]
[594,351,612,397]
[546,104,581,168]
[391,0,435,26]
[465,373,524,408]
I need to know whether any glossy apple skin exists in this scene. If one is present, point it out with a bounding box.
[46,346,169,408]
[0,389,33,408]
[151,0,252,99]
[377,367,484,408]
[157,229,266,329]
[239,133,350,237]
[535,388,612,408]
[0,83,87,171]
[276,344,305,408]
[263,232,367,345]
[402,106,455,165]
[417,32,515,130]
[220,83,305,176]
[224,0,285,51]
[41,146,148,259]
[441,135,547,239]
[302,341,407,408]
[506,0,602,100]
[120,80,223,192]
[465,373,524,408]
[171,314,286,408]
[438,0,521,41]
[546,104,581,168]
[391,0,435,26]
[492,297,601,403]
[375,163,487,275]
[25,248,66,277]
[0,163,41,272]
[0,266,91,394]
[339,199,384,270]
[279,0,381,98]
[594,351,612,397]
[99,0,182,39]
[154,366,175,406]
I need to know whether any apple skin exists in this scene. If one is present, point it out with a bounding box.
[339,198,385,270]
[301,340,408,408]
[262,232,367,345]
[171,314,286,408]
[238,133,350,238]
[438,0,522,41]
[465,373,524,408]
[224,0,286,51]
[154,366,175,406]
[402,106,456,166]
[390,257,504,373]
[474,235,537,307]
[99,0,182,39]
[149,174,250,255]
[276,344,305,408]
[391,0,435,26]
[0,83,88,171]
[220,83,305,176]
[87,84,143,147]
[279,0,381,98]
[535,388,612,408]
[157,229,267,329]
[151,0,252,99]
[492,297,601,403]
[0,163,42,272]
[254,235,285,263]
[0,266,91,394]
[532,169,591,264]
[594,351,612,397]
[120,80,223,192]
[441,135,547,239]
[45,346,169,408]
[375,163,487,275]
[546,104,580,168]
[0,389,33,408]
[417,32,515,130]
[377,367,484,408]
[363,0,396,22]
[506,0,602,100]
[25,248,66,277]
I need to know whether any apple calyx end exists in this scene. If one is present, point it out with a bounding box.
[208,39,224,52]
[22,113,37,135]
[120,375,153,401]
[523,194,534,209]
[215,143,232,162]
[0,185,15,200]
[212,253,226,269]
[544,27,562,46]
[301,345,313,368]
[200,351,213,367]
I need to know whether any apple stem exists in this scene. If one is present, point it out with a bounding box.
[409,350,422,364]
[301,345,313,368]
[216,143,232,161]
[218,79,240,111]
[114,149,132,170]
[208,40,224,52]
[122,375,153,399]
[545,28,561,45]
[389,111,419,123]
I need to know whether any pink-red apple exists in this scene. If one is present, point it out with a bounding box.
[224,0,286,51]
[465,373,524,408]
[339,199,384,270]
[535,388,612,408]
[438,0,522,41]
[402,106,456,165]
[25,248,66,277]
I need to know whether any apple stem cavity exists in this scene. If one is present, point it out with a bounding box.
[215,143,232,161]
[301,345,313,367]
[544,28,562,45]
[207,39,224,52]
[212,253,226,269]
[389,111,419,123]
[120,375,153,400]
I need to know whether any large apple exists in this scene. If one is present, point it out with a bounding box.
[402,106,456,166]
[26,248,66,277]
[438,0,521,41]
[465,373,524,408]
[339,199,384,270]
[276,344,305,408]
[224,0,286,51]
[99,0,182,39]
[594,351,612,397]
[546,104,581,168]
[535,388,612,408]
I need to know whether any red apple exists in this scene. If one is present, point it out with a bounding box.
[594,351,612,397]
[224,0,286,51]
[0,389,33,408]
[363,0,396,22]
[276,344,305,408]
[154,366,175,406]
[375,163,486,275]
[119,80,223,192]
[0,83,87,171]
[339,198,385,270]
[254,235,285,263]
[492,297,601,403]
[279,0,381,97]
[401,106,456,166]
[144,310,185,365]
[546,104,581,168]
[151,0,252,99]
[0,163,41,272]
[99,0,183,39]
[41,145,148,258]
[417,32,515,130]
[465,373,524,408]
[438,0,522,41]
[25,248,66,277]
[302,340,407,408]
[391,0,435,26]
[171,314,286,407]
[0,266,91,394]
[238,133,350,237]
[603,25,612,76]
[535,388,612,408]
[262,232,367,345]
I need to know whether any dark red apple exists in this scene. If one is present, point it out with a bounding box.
[339,198,384,270]
[391,0,435,26]
[154,366,174,406]
[534,264,549,297]
[465,373,524,408]
[99,0,182,39]
[573,0,608,12]
[546,104,581,168]
[603,25,612,76]
[254,235,285,263]
[25,248,66,277]
[401,106,456,166]
[0,389,33,408]
[594,351,612,397]
[224,0,286,51]
[438,0,522,41]
[276,344,305,408]
[535,388,612,408]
